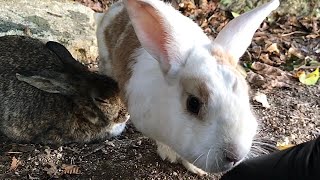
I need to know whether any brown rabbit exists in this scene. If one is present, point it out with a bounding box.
[0,35,129,145]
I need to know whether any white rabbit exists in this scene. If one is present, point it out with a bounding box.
[95,0,279,175]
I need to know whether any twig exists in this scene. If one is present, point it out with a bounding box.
[46,12,63,18]
[82,144,105,157]
[290,116,312,120]
[6,151,23,154]
[281,31,308,37]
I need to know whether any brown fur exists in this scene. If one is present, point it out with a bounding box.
[212,47,248,91]
[103,9,140,103]
[211,47,237,67]
[180,77,211,120]
[0,35,128,145]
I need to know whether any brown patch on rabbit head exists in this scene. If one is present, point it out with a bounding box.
[211,47,237,67]
[103,8,141,104]
[180,77,211,120]
[211,47,248,84]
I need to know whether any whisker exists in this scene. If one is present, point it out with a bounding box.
[205,148,212,172]
[223,148,236,157]
[248,138,278,158]
[192,152,205,165]
[215,155,219,171]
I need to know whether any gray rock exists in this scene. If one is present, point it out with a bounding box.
[0,0,98,63]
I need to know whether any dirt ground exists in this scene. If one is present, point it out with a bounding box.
[0,83,319,180]
[0,0,319,179]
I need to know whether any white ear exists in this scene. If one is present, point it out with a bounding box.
[124,0,183,74]
[213,0,279,62]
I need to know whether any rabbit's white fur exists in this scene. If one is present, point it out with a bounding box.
[96,0,279,174]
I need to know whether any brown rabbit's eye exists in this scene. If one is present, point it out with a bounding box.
[187,95,201,115]
[94,98,107,103]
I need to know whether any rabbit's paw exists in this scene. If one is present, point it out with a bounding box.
[181,159,207,176]
[156,141,207,176]
[156,141,179,163]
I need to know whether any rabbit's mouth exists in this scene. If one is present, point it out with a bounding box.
[109,122,127,137]
[188,148,248,173]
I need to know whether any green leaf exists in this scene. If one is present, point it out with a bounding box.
[231,11,240,18]
[298,68,320,85]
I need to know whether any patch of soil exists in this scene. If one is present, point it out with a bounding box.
[0,123,220,179]
[0,82,318,180]
[252,84,319,146]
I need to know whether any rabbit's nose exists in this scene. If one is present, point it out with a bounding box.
[223,145,243,165]
[225,152,241,165]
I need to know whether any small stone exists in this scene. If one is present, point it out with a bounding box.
[136,140,142,146]
[58,147,63,152]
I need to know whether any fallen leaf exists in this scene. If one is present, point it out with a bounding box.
[246,71,266,87]
[253,92,271,108]
[276,137,295,150]
[259,53,274,65]
[62,164,81,175]
[9,156,21,171]
[308,58,320,67]
[105,140,115,147]
[298,68,319,85]
[231,11,240,18]
[28,174,39,180]
[43,162,60,178]
[306,34,319,39]
[277,144,295,150]
[288,47,305,60]
[266,43,280,54]
[248,62,293,89]
[293,70,305,78]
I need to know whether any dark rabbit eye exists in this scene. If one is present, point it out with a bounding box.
[94,98,107,103]
[186,95,201,115]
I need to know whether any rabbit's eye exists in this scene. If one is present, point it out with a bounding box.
[94,98,107,103]
[186,95,201,115]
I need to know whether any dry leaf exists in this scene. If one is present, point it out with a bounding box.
[276,140,295,150]
[288,47,305,59]
[277,144,295,150]
[266,43,280,54]
[306,34,320,39]
[259,53,274,65]
[253,92,271,108]
[43,162,60,178]
[248,62,293,89]
[246,71,266,87]
[28,174,39,180]
[62,164,81,175]
[293,70,305,78]
[276,137,295,150]
[105,140,115,147]
[9,156,21,171]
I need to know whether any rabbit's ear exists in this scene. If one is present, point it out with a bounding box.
[212,0,279,63]
[16,72,78,95]
[46,41,88,72]
[124,0,183,74]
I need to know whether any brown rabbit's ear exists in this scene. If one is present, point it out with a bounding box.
[16,72,78,96]
[46,41,88,73]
